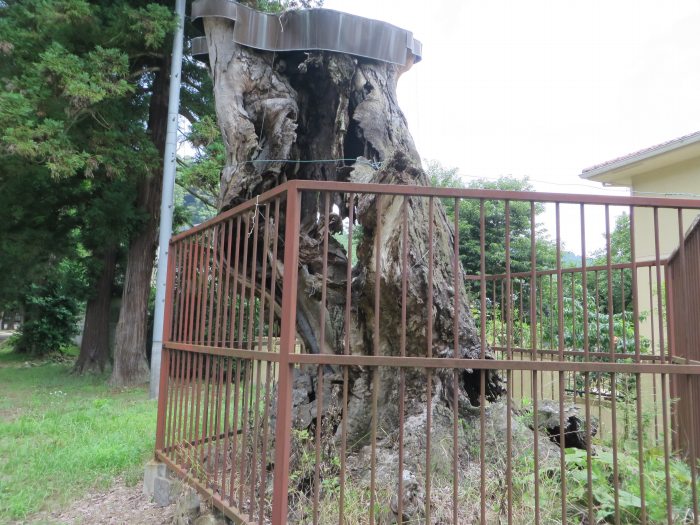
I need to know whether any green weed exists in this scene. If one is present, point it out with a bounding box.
[0,355,156,521]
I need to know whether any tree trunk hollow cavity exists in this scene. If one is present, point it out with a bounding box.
[203,15,509,522]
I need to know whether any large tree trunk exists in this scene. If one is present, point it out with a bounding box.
[204,15,509,522]
[110,56,170,387]
[74,248,116,374]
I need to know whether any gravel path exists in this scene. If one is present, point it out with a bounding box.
[18,479,176,525]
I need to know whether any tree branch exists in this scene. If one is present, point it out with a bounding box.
[175,179,216,208]
[129,67,161,80]
[179,106,199,125]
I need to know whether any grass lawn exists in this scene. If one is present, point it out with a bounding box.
[0,343,157,521]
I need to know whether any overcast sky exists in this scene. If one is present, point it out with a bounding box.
[325,0,700,192]
[323,0,700,252]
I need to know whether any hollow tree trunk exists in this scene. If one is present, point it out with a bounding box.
[74,248,116,374]
[204,15,505,521]
[110,56,170,387]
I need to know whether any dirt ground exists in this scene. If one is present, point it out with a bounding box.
[18,479,176,525]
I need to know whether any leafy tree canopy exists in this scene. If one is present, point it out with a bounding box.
[0,0,194,356]
[426,160,557,277]
[0,0,177,178]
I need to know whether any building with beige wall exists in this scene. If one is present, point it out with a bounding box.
[580,131,700,345]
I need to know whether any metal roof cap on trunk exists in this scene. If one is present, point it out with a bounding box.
[190,0,422,66]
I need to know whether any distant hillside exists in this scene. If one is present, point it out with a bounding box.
[561,251,582,267]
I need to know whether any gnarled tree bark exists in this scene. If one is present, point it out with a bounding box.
[204,13,507,522]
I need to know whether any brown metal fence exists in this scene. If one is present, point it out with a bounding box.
[156,180,700,524]
[668,218,700,466]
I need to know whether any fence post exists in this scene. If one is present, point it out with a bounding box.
[271,183,301,525]
[155,240,177,451]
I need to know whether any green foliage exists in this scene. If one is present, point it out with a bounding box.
[177,114,222,224]
[0,354,156,520]
[590,213,633,314]
[426,160,557,278]
[0,0,166,178]
[243,0,324,13]
[428,160,640,360]
[536,271,647,354]
[333,225,363,266]
[566,445,696,523]
[0,162,80,307]
[181,115,224,195]
[0,0,202,364]
[14,259,88,355]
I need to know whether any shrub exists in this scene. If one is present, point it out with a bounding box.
[14,259,87,355]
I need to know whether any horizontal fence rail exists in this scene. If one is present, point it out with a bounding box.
[157,180,700,524]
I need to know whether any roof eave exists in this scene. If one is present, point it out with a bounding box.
[579,130,700,185]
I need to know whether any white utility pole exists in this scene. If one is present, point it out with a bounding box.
[150,0,186,399]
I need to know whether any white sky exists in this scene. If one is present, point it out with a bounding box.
[324,0,700,254]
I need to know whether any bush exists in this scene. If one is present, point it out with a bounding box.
[14,259,87,355]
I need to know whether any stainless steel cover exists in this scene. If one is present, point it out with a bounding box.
[191,0,422,65]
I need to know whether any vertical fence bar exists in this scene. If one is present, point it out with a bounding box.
[452,197,460,525]
[237,215,250,348]
[530,201,540,525]
[170,350,182,460]
[165,346,177,452]
[211,225,225,487]
[191,352,202,463]
[240,205,261,511]
[693,221,700,496]
[555,202,567,525]
[426,196,435,524]
[249,203,271,522]
[339,192,354,525]
[313,194,329,525]
[605,205,620,525]
[666,263,679,453]
[221,219,234,348]
[653,207,674,525]
[595,270,603,437]
[199,351,211,471]
[479,199,487,524]
[397,195,408,524]
[174,240,187,344]
[259,198,280,525]
[237,359,250,508]
[504,201,513,525]
[180,350,192,461]
[492,281,497,347]
[629,207,647,524]
[271,185,301,525]
[677,210,699,523]
[580,205,595,525]
[221,353,233,501]
[229,217,242,349]
[196,230,212,346]
[230,215,250,501]
[184,238,197,344]
[370,194,382,525]
[156,240,178,451]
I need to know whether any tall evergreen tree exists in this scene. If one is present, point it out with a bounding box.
[0,0,213,380]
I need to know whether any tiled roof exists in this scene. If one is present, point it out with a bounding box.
[581,130,700,177]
